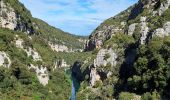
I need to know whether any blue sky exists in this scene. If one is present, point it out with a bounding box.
[19,0,138,36]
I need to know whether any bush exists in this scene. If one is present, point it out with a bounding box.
[118,92,137,100]
[141,91,160,100]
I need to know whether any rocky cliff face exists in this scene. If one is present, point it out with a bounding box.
[82,0,170,98]
[0,51,11,68]
[0,0,86,88]
[0,0,17,30]
[0,0,35,34]
[85,0,170,52]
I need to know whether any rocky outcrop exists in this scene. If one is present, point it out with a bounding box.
[85,25,123,51]
[49,42,69,52]
[94,48,117,67]
[0,0,34,34]
[0,51,11,68]
[128,23,137,35]
[158,0,170,15]
[153,22,170,37]
[15,36,42,61]
[26,47,42,61]
[29,64,49,86]
[89,66,100,87]
[140,0,159,8]
[54,59,69,69]
[0,0,17,30]
[140,16,149,44]
[88,48,117,86]
[49,42,84,52]
[15,38,24,48]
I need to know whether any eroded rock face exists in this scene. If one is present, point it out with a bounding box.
[140,16,149,44]
[90,66,100,87]
[0,0,17,30]
[140,0,159,7]
[94,48,117,67]
[26,47,42,61]
[95,49,107,66]
[0,51,11,68]
[49,42,74,52]
[85,25,123,51]
[15,38,24,48]
[158,0,170,15]
[49,42,68,52]
[15,37,42,61]
[0,0,35,34]
[153,22,170,37]
[128,23,137,35]
[29,64,49,86]
[54,59,69,69]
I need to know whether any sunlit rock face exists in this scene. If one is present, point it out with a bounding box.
[25,47,42,61]
[0,0,17,30]
[85,25,123,51]
[128,23,137,35]
[0,0,35,34]
[94,48,117,67]
[0,51,11,68]
[89,66,100,87]
[158,0,170,15]
[29,64,49,86]
[153,22,170,37]
[140,16,149,44]
[49,42,69,52]
[15,36,42,61]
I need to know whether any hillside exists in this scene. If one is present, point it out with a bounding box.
[0,0,89,99]
[75,0,170,99]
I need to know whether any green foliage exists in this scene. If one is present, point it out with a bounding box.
[162,7,170,21]
[93,80,103,88]
[104,33,135,49]
[47,70,71,100]
[0,17,81,100]
[93,5,134,34]
[128,36,170,93]
[133,24,141,41]
[141,91,160,100]
[104,53,111,60]
[33,18,86,49]
[118,92,136,100]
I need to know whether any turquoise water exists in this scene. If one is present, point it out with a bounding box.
[70,74,80,100]
[70,81,76,100]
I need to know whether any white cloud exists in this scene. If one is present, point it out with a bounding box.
[19,0,138,36]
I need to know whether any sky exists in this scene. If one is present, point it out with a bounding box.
[19,0,138,36]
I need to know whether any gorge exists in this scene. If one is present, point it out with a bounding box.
[0,0,170,100]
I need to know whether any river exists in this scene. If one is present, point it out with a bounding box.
[70,73,80,100]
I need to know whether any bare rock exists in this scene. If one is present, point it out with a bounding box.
[0,51,11,68]
[140,16,149,44]
[153,22,170,37]
[158,0,170,15]
[90,66,100,87]
[15,37,42,61]
[128,23,137,35]
[0,1,17,30]
[29,64,49,86]
[94,48,117,67]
